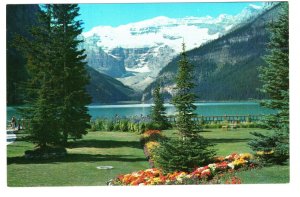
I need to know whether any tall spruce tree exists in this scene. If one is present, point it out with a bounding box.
[16,4,90,149]
[153,43,215,173]
[248,2,289,164]
[150,84,169,130]
[16,5,63,148]
[171,43,198,138]
[52,4,91,144]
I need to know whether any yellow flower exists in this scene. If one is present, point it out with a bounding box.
[239,153,253,160]
[233,158,247,167]
[153,177,161,183]
[256,150,274,155]
[256,151,264,155]
[265,150,274,155]
[145,141,160,152]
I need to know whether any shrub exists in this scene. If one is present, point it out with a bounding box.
[119,119,129,132]
[248,129,289,164]
[89,119,105,131]
[105,120,114,131]
[139,122,147,133]
[113,121,120,131]
[153,135,216,173]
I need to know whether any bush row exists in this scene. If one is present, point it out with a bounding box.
[202,121,266,129]
[89,118,266,133]
[89,119,171,133]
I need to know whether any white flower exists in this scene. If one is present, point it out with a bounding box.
[176,177,183,183]
[201,169,211,174]
[208,163,217,172]
[132,172,139,177]
[228,162,235,169]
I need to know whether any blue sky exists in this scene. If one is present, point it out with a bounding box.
[78,2,264,32]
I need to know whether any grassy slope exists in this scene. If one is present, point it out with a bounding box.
[7,128,289,186]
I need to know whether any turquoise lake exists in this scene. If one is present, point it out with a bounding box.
[6,102,275,121]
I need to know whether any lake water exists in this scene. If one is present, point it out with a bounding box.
[7,102,274,121]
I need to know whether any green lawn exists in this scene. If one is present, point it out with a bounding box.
[7,128,289,186]
[163,128,272,155]
[7,131,149,186]
[235,165,289,184]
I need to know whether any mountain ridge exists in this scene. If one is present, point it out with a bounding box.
[81,4,264,91]
[86,66,138,104]
[142,3,283,102]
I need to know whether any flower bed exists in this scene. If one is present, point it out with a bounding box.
[140,130,164,144]
[140,130,164,167]
[108,153,256,186]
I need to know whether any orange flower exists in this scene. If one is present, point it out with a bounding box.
[143,130,161,137]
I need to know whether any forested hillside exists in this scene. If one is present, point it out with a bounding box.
[142,3,283,102]
[6,5,138,105]
[6,5,40,105]
[86,66,138,103]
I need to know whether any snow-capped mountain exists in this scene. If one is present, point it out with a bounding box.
[82,4,264,91]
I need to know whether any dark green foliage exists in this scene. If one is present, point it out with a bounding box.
[86,66,138,103]
[89,118,147,133]
[150,85,170,130]
[51,4,91,144]
[6,5,40,105]
[249,2,289,164]
[15,4,63,149]
[16,4,91,149]
[171,43,198,138]
[153,43,215,173]
[153,136,215,173]
[249,130,289,164]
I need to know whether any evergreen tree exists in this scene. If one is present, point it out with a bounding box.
[153,43,215,172]
[150,84,170,130]
[248,3,289,164]
[153,136,215,173]
[16,4,91,149]
[52,4,91,144]
[171,43,198,138]
[16,5,63,148]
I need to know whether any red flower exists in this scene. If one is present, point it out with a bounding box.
[215,161,229,171]
[225,176,242,184]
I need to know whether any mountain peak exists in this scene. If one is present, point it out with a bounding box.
[249,4,263,10]
[82,5,264,91]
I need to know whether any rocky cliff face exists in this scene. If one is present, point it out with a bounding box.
[81,4,264,91]
[83,34,127,78]
[142,3,283,102]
